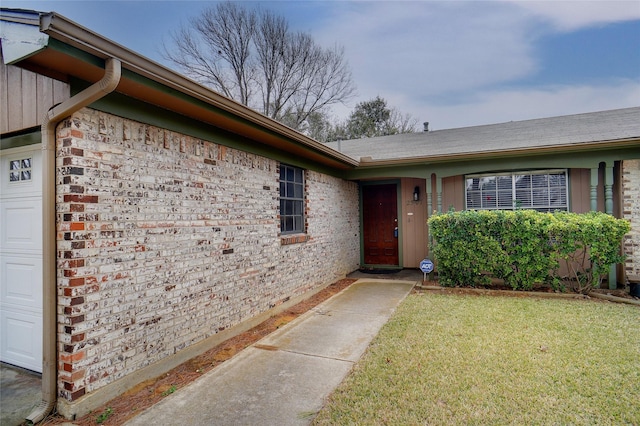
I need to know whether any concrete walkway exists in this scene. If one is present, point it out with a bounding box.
[0,364,42,426]
[125,278,415,426]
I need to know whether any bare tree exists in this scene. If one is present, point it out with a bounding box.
[163,2,356,132]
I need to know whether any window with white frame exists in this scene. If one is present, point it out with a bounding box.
[465,169,568,212]
[279,164,305,234]
[8,158,32,182]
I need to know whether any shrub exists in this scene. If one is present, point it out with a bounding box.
[429,210,505,287]
[549,211,630,294]
[428,210,629,293]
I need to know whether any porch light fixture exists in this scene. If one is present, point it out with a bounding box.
[413,186,420,201]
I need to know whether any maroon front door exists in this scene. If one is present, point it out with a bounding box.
[362,184,399,266]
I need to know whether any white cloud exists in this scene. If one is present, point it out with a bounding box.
[417,79,640,130]
[315,1,537,99]
[506,0,640,31]
[307,1,639,130]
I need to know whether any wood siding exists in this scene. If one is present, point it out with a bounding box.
[1,49,69,134]
[442,175,465,212]
[569,168,591,213]
[401,178,429,268]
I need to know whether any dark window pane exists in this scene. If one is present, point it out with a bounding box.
[279,164,305,234]
[497,176,511,190]
[467,178,480,191]
[531,175,547,188]
[481,177,496,190]
[515,175,530,189]
[466,191,481,209]
[483,191,497,208]
[284,216,294,232]
[515,189,532,207]
[497,190,513,208]
[532,189,549,205]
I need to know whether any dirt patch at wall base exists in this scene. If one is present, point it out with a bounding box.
[38,278,357,426]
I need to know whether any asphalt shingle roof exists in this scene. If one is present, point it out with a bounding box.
[324,107,640,162]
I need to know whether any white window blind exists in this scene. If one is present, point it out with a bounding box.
[466,170,568,212]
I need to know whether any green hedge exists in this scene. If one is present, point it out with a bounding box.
[428,210,630,293]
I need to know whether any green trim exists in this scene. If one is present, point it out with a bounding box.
[49,38,104,67]
[345,148,640,181]
[358,180,403,268]
[1,129,42,150]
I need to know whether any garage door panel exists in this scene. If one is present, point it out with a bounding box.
[1,255,43,310]
[1,144,43,372]
[0,310,42,372]
[1,149,41,198]
[1,199,42,252]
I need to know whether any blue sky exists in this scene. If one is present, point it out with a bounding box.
[2,0,639,130]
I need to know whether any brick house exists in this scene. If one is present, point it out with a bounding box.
[1,9,639,422]
[325,108,640,284]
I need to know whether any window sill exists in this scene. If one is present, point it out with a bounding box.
[280,234,310,245]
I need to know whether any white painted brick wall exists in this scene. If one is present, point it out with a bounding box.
[56,108,360,401]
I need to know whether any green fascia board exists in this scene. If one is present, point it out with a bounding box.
[48,38,104,67]
[344,147,640,181]
[1,128,42,150]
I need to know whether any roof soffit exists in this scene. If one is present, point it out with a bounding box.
[2,10,357,170]
[0,9,49,63]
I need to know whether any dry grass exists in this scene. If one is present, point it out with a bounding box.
[314,292,640,425]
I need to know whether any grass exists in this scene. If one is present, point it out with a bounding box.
[313,293,640,425]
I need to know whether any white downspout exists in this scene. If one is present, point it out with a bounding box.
[27,57,121,424]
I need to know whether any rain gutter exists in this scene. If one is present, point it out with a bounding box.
[38,12,358,168]
[26,57,121,425]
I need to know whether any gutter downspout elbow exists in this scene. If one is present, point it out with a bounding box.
[27,57,121,425]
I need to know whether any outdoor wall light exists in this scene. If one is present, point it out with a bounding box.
[413,186,420,201]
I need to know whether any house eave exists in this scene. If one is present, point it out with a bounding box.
[0,9,49,64]
[356,137,640,168]
[5,10,358,170]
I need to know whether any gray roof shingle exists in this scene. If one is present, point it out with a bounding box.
[324,107,640,162]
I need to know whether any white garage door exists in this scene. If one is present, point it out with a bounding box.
[0,145,42,372]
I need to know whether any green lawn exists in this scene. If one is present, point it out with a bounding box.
[313,293,640,425]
